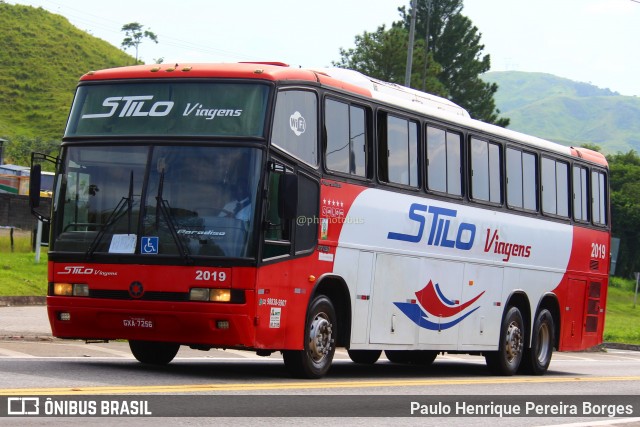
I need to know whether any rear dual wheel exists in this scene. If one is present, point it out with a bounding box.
[485,306,524,375]
[520,309,554,375]
[485,306,555,376]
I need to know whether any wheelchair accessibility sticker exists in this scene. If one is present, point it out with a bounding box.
[141,237,159,254]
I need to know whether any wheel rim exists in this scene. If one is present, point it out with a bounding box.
[505,320,523,363]
[308,312,333,363]
[536,322,551,364]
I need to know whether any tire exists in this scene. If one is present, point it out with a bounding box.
[520,309,554,375]
[348,349,382,364]
[485,306,524,376]
[283,295,337,379]
[384,350,438,366]
[129,340,180,365]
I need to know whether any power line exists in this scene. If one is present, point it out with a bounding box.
[23,0,255,60]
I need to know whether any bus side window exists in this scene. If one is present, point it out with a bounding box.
[325,98,367,177]
[294,172,319,254]
[426,125,462,196]
[378,113,419,187]
[573,165,589,222]
[591,170,607,226]
[470,137,502,204]
[263,163,292,259]
[272,90,318,167]
[542,157,569,218]
[506,147,537,211]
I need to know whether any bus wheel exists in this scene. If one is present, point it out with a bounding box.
[129,340,180,365]
[520,309,554,375]
[348,349,382,364]
[485,306,524,376]
[384,350,438,365]
[283,295,336,379]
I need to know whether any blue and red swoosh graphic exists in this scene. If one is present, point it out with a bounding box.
[394,280,484,330]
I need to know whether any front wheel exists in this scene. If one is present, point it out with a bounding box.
[283,295,337,379]
[129,340,180,365]
[485,306,524,375]
[520,309,554,375]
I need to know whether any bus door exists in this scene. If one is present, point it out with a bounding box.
[350,251,375,344]
[562,278,587,349]
[457,264,504,348]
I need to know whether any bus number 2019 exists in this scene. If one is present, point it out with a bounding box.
[195,270,227,282]
[591,243,607,260]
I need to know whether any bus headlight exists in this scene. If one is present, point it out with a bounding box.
[52,283,89,296]
[73,284,89,297]
[189,288,233,302]
[53,283,73,296]
[189,288,210,301]
[209,289,231,302]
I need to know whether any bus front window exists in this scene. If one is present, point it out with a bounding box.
[144,146,261,258]
[53,146,147,254]
[52,145,262,259]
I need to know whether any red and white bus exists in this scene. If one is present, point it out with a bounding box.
[30,62,609,378]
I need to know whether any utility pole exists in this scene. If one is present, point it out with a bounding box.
[404,0,417,87]
[421,0,434,91]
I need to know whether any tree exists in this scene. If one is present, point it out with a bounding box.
[398,0,508,126]
[121,22,158,64]
[607,150,640,278]
[333,24,446,96]
[3,136,59,170]
[335,0,508,126]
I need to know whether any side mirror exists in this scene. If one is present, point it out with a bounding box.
[29,152,58,224]
[278,173,298,220]
[29,164,42,209]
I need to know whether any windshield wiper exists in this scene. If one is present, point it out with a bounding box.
[86,170,135,259]
[155,169,192,265]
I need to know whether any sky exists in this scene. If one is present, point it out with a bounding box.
[7,0,640,96]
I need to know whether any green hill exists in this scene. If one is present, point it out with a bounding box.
[0,2,135,142]
[483,71,640,154]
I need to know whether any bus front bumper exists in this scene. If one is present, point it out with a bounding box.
[46,296,256,349]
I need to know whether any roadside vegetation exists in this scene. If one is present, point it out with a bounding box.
[604,277,640,345]
[0,230,48,296]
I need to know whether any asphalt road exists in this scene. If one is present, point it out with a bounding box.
[1,306,640,426]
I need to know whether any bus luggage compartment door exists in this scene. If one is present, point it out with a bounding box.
[369,255,464,346]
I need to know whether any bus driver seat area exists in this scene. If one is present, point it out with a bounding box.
[190,184,251,258]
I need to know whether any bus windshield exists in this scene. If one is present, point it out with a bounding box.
[65,82,270,137]
[52,145,262,259]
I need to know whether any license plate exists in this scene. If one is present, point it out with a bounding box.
[123,318,154,328]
